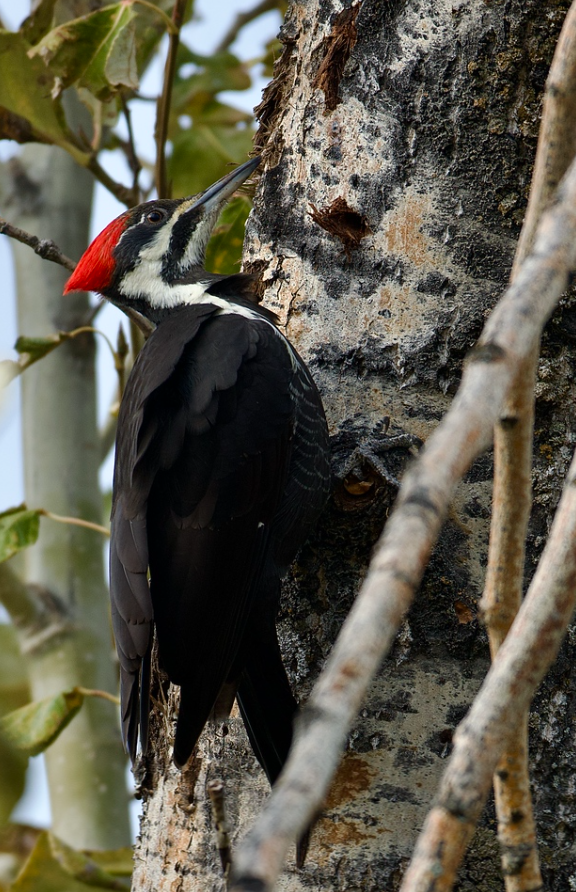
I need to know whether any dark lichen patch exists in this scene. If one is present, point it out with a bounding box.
[312,3,360,112]
[309,196,372,259]
[416,272,457,298]
[393,745,434,772]
[426,727,454,758]
[373,782,419,804]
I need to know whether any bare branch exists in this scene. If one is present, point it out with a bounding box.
[400,443,576,890]
[0,563,46,632]
[479,7,576,887]
[0,563,72,657]
[86,155,139,208]
[39,509,110,538]
[0,217,76,272]
[228,146,576,892]
[120,95,143,203]
[214,0,279,55]
[513,2,576,273]
[154,0,188,199]
[76,686,120,706]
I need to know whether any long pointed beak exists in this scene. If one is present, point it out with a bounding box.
[187,156,261,214]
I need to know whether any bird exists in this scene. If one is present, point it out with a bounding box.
[64,157,331,787]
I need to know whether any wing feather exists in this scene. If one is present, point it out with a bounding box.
[110,305,299,761]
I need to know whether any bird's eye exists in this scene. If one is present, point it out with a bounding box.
[145,210,164,224]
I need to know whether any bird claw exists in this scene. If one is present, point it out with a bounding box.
[332,416,422,490]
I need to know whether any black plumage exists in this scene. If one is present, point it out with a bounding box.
[110,300,330,772]
[65,158,331,785]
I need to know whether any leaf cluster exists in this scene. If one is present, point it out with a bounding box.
[0,0,175,168]
[7,831,133,891]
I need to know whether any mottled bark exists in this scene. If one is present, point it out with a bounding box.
[132,2,576,890]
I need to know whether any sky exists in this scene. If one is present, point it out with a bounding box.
[0,0,280,834]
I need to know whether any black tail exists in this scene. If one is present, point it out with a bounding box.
[236,622,312,867]
[236,622,298,786]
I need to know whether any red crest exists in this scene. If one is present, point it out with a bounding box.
[64,212,130,294]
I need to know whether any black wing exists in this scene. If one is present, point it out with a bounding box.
[110,303,297,763]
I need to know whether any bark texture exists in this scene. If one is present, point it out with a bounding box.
[133,1,576,889]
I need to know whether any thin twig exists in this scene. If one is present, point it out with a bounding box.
[228,148,576,892]
[0,217,76,271]
[154,0,189,199]
[479,7,576,888]
[39,509,110,538]
[86,155,138,208]
[114,323,130,399]
[214,0,278,55]
[76,686,120,706]
[400,444,576,890]
[133,0,179,34]
[0,563,48,632]
[512,3,576,276]
[120,95,143,203]
[0,222,152,337]
[10,326,117,381]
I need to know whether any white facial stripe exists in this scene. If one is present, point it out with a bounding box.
[137,204,191,263]
[178,215,214,269]
[119,264,210,307]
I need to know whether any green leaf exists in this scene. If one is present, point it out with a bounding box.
[11,331,95,377]
[83,848,133,878]
[0,731,27,826]
[0,688,84,756]
[21,0,58,45]
[14,333,65,365]
[28,4,139,102]
[176,95,252,128]
[0,31,89,164]
[0,506,40,563]
[0,625,30,825]
[0,624,30,719]
[133,0,179,77]
[173,46,251,111]
[205,197,252,275]
[168,125,254,198]
[12,832,132,891]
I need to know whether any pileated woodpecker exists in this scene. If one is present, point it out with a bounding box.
[64,158,331,785]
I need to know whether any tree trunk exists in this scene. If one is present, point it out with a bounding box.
[132,1,575,889]
[3,139,131,850]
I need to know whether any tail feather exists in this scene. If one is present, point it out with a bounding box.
[174,683,221,768]
[237,626,315,867]
[236,627,298,786]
